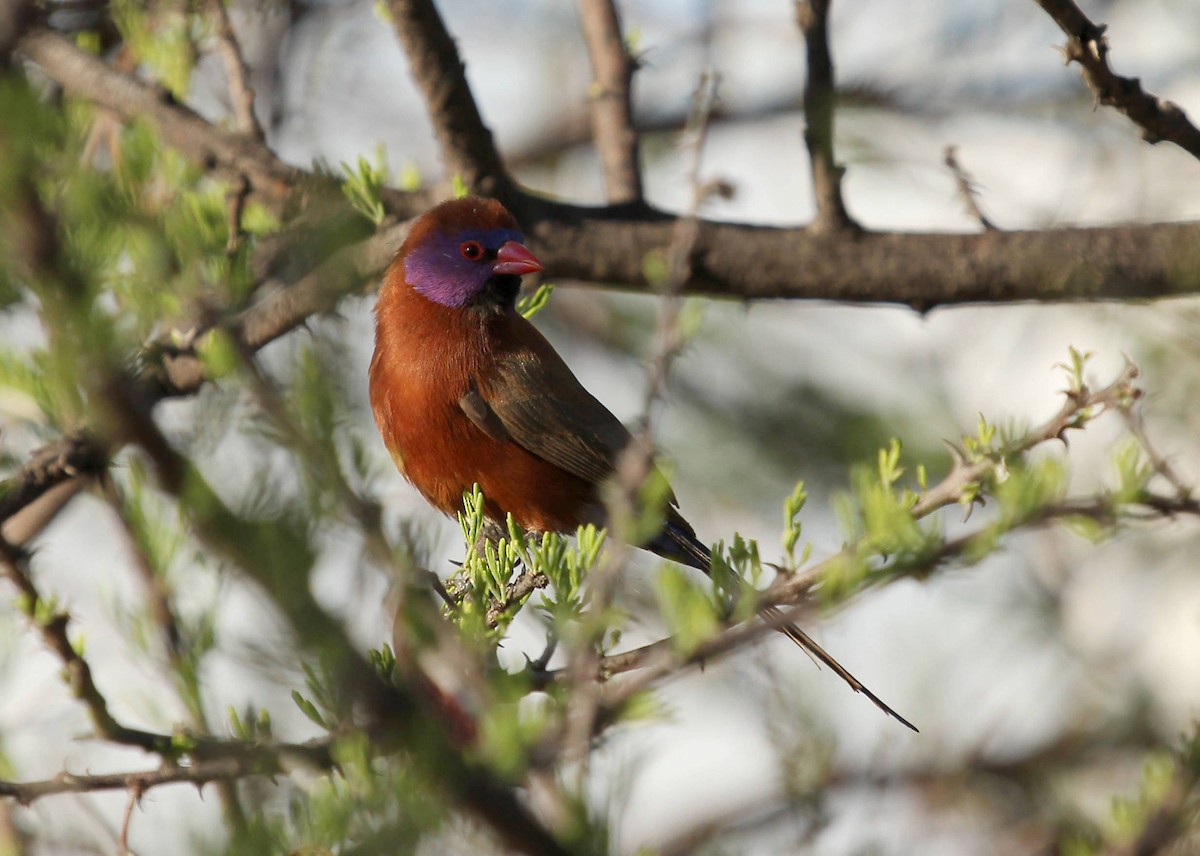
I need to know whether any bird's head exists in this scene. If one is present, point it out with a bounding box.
[399,197,543,309]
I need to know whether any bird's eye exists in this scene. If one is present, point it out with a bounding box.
[459,241,484,261]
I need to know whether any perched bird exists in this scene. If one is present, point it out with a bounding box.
[370,196,916,731]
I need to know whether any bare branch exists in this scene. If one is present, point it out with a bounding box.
[795,0,855,232]
[576,0,643,204]
[1032,0,1200,160]
[944,145,997,231]
[511,205,1200,307]
[0,537,176,755]
[205,0,265,143]
[0,434,107,532]
[387,0,510,195]
[0,758,264,803]
[18,27,1200,310]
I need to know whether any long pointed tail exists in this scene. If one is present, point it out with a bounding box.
[653,518,918,732]
[760,605,918,732]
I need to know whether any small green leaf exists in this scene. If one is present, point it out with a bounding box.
[516,283,555,319]
[291,690,329,730]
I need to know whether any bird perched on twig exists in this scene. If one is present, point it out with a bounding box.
[369,196,916,732]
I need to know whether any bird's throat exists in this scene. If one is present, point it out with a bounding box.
[474,274,521,309]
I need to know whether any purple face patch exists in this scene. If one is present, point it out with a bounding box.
[405,226,525,307]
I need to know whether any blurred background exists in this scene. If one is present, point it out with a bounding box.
[4,0,1200,853]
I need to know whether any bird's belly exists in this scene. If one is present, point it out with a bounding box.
[386,400,596,535]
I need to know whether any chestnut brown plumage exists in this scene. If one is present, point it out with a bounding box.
[370,197,916,731]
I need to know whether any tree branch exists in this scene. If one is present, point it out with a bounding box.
[1032,0,1200,159]
[0,537,177,756]
[17,28,301,213]
[0,756,288,804]
[795,0,855,232]
[387,0,510,195]
[205,0,264,143]
[576,0,643,204]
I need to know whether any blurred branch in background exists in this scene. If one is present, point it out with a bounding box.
[575,0,644,205]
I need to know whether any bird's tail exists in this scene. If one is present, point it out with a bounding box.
[651,517,918,732]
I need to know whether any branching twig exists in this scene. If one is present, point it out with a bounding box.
[576,0,643,204]
[0,749,324,804]
[590,489,1199,709]
[907,361,1139,519]
[1032,0,1200,160]
[553,362,1156,696]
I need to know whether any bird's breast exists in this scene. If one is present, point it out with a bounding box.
[370,289,601,533]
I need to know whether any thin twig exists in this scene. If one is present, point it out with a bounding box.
[591,489,1199,710]
[100,480,250,831]
[1122,407,1193,501]
[561,362,1150,692]
[795,0,855,233]
[205,0,265,143]
[0,754,302,804]
[119,788,139,856]
[944,145,997,231]
[576,0,643,204]
[0,537,176,755]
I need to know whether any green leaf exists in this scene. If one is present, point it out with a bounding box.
[291,690,329,730]
[516,282,555,318]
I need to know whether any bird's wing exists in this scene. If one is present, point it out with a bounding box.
[476,343,631,488]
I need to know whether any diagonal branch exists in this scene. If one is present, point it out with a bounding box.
[795,0,855,233]
[205,0,265,143]
[576,0,643,204]
[944,145,997,231]
[1032,0,1200,160]
[387,0,510,195]
[0,537,178,755]
[18,28,299,212]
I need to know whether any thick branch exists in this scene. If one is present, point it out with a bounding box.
[511,202,1200,308]
[576,0,643,204]
[387,0,509,194]
[795,0,855,232]
[1032,0,1200,159]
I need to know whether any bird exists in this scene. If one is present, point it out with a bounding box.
[369,196,916,732]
